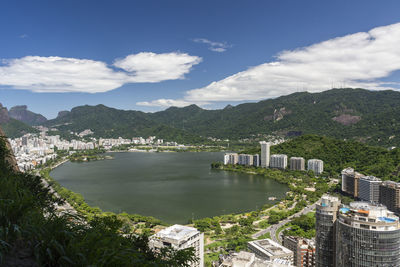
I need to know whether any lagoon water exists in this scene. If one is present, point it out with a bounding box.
[51,152,288,223]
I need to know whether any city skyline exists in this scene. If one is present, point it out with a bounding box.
[1,0,400,118]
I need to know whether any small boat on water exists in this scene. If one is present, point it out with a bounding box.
[268,196,277,201]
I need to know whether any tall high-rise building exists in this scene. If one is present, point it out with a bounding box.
[290,157,305,171]
[149,224,204,267]
[270,154,288,169]
[307,159,323,175]
[341,167,363,198]
[336,202,400,266]
[379,180,400,214]
[358,175,381,203]
[315,195,340,267]
[260,141,270,168]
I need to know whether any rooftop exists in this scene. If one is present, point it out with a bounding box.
[360,175,381,182]
[339,202,399,224]
[152,224,199,242]
[248,239,292,257]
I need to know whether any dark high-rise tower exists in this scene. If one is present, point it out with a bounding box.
[315,195,340,267]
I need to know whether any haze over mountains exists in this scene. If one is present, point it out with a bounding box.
[2,88,400,147]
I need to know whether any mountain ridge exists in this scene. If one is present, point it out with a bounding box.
[8,88,400,147]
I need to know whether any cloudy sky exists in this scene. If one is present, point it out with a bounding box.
[1,0,400,118]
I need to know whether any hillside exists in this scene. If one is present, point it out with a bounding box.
[45,104,206,143]
[0,130,195,266]
[244,135,400,179]
[149,88,400,147]
[8,105,47,125]
[0,103,39,138]
[44,88,400,147]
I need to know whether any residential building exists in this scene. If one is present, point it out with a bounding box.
[315,195,340,267]
[341,167,363,198]
[260,141,271,168]
[253,154,260,167]
[379,180,400,214]
[336,202,400,266]
[270,154,288,169]
[290,157,305,171]
[238,154,253,166]
[224,153,239,165]
[283,236,315,267]
[307,159,323,175]
[358,175,381,203]
[247,239,293,262]
[149,225,204,267]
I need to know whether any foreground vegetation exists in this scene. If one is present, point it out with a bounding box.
[0,136,196,266]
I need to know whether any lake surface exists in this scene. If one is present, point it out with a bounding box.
[51,152,288,223]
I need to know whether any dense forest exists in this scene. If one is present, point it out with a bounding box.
[37,88,400,146]
[0,136,195,266]
[243,135,400,180]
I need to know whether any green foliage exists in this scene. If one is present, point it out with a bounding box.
[271,135,400,180]
[0,118,38,138]
[0,137,194,266]
[68,148,108,162]
[148,88,400,147]
[284,212,316,239]
[44,104,207,143]
[44,89,400,147]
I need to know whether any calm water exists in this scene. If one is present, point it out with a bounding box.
[51,152,288,223]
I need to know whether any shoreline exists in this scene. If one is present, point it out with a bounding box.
[50,158,69,170]
[44,155,288,225]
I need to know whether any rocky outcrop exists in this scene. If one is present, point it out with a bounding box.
[57,110,70,119]
[9,105,47,125]
[332,114,361,126]
[0,125,19,172]
[0,103,10,123]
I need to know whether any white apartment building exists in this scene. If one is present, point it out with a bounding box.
[307,159,323,175]
[224,153,238,165]
[149,224,204,267]
[260,141,271,168]
[270,154,288,169]
[238,154,253,166]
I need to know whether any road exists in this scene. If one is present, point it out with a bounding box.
[252,200,319,244]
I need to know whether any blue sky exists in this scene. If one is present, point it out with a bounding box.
[1,0,400,118]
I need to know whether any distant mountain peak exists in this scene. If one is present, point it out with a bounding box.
[8,105,47,125]
[57,110,70,118]
[224,104,233,109]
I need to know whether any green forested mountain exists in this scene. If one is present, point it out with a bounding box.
[0,103,39,138]
[44,88,400,146]
[44,104,206,143]
[149,88,400,147]
[0,118,39,138]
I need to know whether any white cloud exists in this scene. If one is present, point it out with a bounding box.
[0,52,201,93]
[141,23,400,107]
[193,38,231,52]
[114,52,202,83]
[137,98,204,107]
